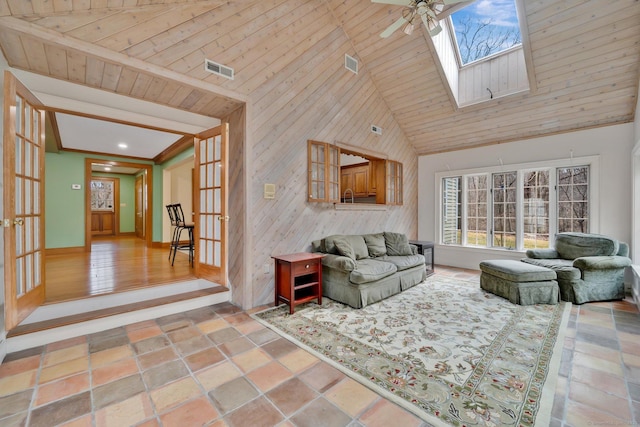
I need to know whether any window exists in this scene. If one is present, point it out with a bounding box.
[450,0,522,66]
[523,170,549,248]
[438,158,596,250]
[430,0,530,108]
[386,160,403,206]
[466,175,487,246]
[492,171,517,249]
[91,179,115,211]
[442,177,461,244]
[557,166,589,233]
[308,140,403,205]
[308,140,339,203]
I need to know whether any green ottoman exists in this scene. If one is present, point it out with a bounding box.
[479,260,559,305]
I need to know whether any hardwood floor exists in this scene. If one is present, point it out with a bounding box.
[45,235,197,303]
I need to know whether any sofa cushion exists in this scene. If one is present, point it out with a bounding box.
[521,258,581,281]
[333,237,356,260]
[378,254,425,271]
[321,254,356,271]
[311,239,323,253]
[383,232,413,256]
[350,259,397,284]
[363,233,387,257]
[555,232,618,259]
[325,235,369,260]
[479,260,557,282]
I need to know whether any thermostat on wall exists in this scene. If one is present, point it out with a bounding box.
[71,184,82,190]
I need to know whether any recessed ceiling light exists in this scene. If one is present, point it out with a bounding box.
[118,143,128,149]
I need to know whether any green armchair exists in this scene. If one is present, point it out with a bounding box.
[522,232,631,304]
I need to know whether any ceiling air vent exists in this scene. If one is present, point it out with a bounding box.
[204,59,234,80]
[371,125,382,135]
[345,54,358,74]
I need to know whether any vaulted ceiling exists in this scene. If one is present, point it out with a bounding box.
[0,0,638,155]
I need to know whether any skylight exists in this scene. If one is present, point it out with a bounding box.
[450,0,522,66]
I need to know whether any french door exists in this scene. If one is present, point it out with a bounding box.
[194,124,228,285]
[3,71,46,330]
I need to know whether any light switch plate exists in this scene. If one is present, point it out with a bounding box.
[264,183,275,199]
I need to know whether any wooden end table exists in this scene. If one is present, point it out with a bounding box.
[409,240,435,277]
[272,253,324,314]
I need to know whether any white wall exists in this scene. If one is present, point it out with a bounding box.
[171,163,193,223]
[419,123,635,270]
[631,79,640,264]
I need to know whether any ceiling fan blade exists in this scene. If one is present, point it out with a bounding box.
[371,0,412,5]
[380,16,408,38]
[442,0,470,4]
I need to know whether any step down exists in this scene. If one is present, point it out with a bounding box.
[6,281,230,353]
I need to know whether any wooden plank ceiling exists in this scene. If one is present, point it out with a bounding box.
[0,0,638,155]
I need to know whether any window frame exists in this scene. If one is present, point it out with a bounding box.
[307,140,340,203]
[308,140,403,206]
[435,155,599,251]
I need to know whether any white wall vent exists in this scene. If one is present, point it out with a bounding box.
[204,59,234,80]
[371,125,382,135]
[345,54,358,74]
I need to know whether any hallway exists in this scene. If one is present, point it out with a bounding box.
[45,236,196,303]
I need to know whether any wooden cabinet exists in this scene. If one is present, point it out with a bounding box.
[273,253,324,314]
[352,166,368,197]
[91,211,115,235]
[308,140,403,205]
[341,162,373,199]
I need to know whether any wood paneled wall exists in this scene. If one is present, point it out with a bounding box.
[0,1,421,310]
[224,105,248,307]
[244,25,419,308]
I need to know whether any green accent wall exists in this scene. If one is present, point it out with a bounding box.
[44,152,86,248]
[45,149,194,249]
[153,148,194,242]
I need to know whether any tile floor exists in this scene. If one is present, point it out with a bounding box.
[0,266,638,427]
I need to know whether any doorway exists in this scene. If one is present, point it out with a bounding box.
[4,71,231,333]
[84,159,153,251]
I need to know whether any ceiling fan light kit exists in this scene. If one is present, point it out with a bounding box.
[402,21,415,35]
[373,0,470,38]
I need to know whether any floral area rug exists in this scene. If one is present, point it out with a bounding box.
[252,274,570,427]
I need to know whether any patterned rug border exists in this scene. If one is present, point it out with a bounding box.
[251,276,572,427]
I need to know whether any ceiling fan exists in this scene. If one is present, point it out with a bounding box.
[373,0,471,38]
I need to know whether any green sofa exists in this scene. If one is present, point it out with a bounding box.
[522,232,632,304]
[311,232,426,308]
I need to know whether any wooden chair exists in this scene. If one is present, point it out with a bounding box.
[166,203,194,266]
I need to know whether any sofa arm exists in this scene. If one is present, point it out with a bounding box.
[573,256,632,271]
[526,248,559,259]
[321,254,356,272]
[409,244,418,255]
